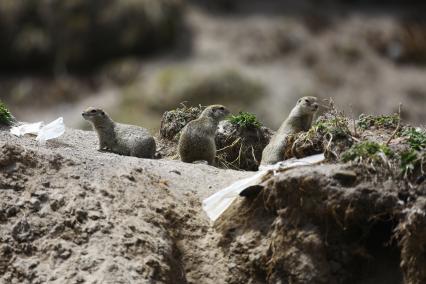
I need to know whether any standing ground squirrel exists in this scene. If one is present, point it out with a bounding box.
[261,96,319,165]
[178,105,230,165]
[82,107,156,158]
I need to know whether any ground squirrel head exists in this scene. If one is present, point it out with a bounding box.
[294,96,319,115]
[82,107,112,126]
[200,105,230,122]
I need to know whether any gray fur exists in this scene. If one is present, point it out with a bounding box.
[178,105,230,166]
[261,96,318,165]
[82,107,156,159]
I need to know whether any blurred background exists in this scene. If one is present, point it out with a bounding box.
[0,0,425,131]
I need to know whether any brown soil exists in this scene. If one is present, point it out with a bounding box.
[216,162,425,283]
[1,120,425,283]
[215,121,273,171]
[0,126,250,283]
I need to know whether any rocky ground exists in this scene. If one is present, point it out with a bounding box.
[0,125,252,284]
[1,1,426,282]
[1,107,425,283]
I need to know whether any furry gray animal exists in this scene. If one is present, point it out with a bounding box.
[261,96,319,165]
[82,107,156,158]
[178,105,230,165]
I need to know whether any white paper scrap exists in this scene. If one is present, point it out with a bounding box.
[203,153,325,222]
[36,117,65,144]
[10,122,43,137]
[10,117,65,144]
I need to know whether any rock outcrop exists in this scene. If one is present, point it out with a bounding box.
[0,110,425,283]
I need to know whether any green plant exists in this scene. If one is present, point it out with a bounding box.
[400,149,419,173]
[341,141,393,162]
[398,127,426,175]
[402,127,426,151]
[0,101,13,125]
[313,115,351,139]
[228,112,261,129]
[357,114,400,130]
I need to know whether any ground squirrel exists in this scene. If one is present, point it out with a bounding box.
[178,105,230,165]
[82,107,156,158]
[261,96,319,165]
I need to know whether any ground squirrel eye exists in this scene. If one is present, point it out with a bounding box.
[90,109,97,113]
[101,111,105,115]
[219,107,224,110]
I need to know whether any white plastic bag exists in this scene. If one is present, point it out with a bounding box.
[10,122,43,137]
[10,117,65,144]
[36,117,65,144]
[202,153,325,222]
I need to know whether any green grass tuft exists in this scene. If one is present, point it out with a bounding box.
[400,149,420,173]
[341,141,393,162]
[402,127,426,151]
[399,127,426,175]
[228,112,261,129]
[0,101,13,125]
[357,114,400,130]
[313,115,351,139]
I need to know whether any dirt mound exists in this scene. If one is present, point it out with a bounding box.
[0,143,66,190]
[0,126,251,283]
[284,105,425,181]
[216,162,425,283]
[160,105,204,141]
[216,120,273,171]
[158,106,273,171]
[0,143,185,283]
[157,105,204,159]
[0,109,425,283]
[213,109,426,283]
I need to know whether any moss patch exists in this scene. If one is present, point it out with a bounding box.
[399,127,426,176]
[341,141,393,163]
[286,103,424,181]
[313,113,352,139]
[0,101,13,125]
[357,114,400,130]
[228,112,261,129]
[403,127,426,151]
[288,107,354,160]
